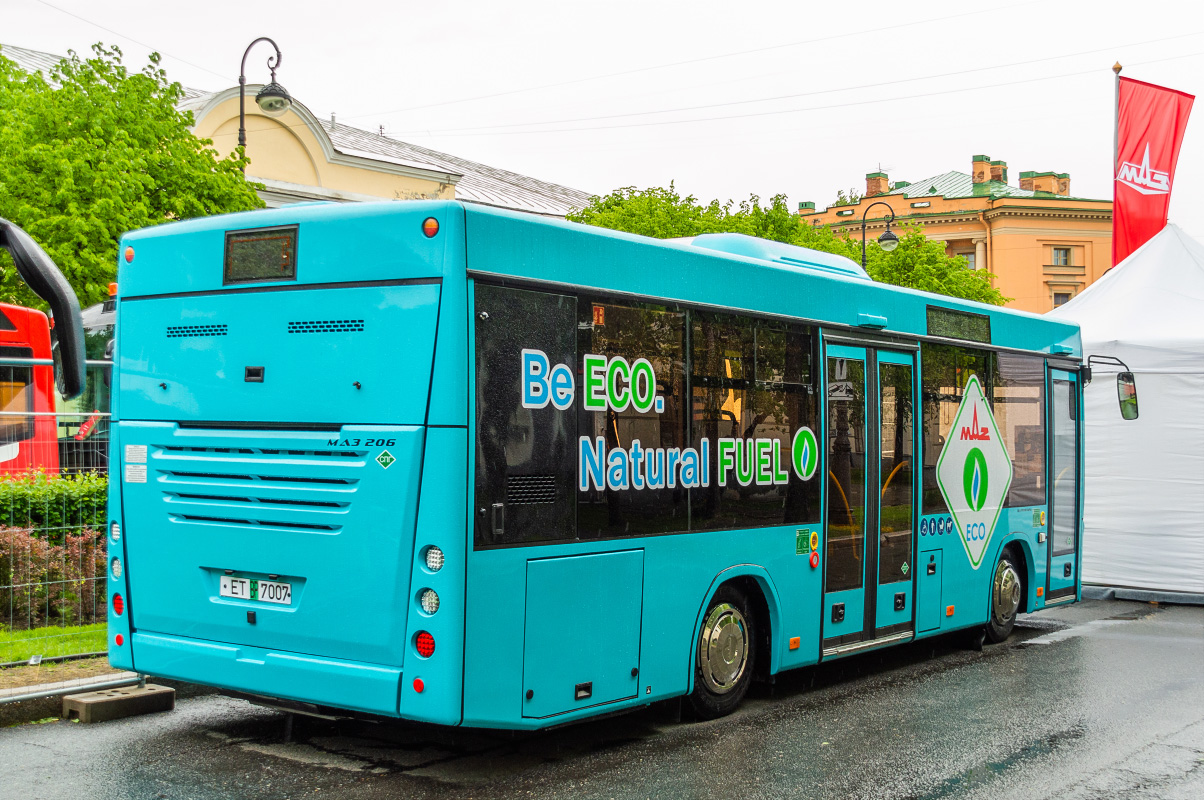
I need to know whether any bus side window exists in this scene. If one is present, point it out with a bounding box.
[474,284,577,547]
[0,346,35,446]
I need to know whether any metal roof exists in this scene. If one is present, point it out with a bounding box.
[2,43,593,217]
[886,170,1098,202]
[318,119,593,217]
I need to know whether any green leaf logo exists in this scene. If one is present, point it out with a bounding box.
[792,427,819,480]
[962,448,989,512]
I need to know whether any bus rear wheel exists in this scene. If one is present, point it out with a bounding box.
[986,551,1022,643]
[688,584,755,720]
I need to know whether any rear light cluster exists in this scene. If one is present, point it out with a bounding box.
[112,593,124,616]
[111,557,123,579]
[414,545,445,663]
[109,522,121,544]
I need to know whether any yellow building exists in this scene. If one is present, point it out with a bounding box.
[3,43,591,217]
[798,156,1113,313]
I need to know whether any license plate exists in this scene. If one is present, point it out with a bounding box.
[219,575,292,605]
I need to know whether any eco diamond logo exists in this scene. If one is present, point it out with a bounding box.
[376,450,396,470]
[935,375,1012,569]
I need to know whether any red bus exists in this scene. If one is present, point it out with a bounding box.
[0,302,60,476]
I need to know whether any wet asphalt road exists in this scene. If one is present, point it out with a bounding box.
[1,599,1201,800]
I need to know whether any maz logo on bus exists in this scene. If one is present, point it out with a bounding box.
[521,348,819,493]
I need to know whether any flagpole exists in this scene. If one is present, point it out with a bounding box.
[1112,62,1122,266]
[1113,63,1122,172]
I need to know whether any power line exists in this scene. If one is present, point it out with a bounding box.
[382,49,1204,138]
[345,0,1044,121]
[31,0,228,82]
[387,31,1202,137]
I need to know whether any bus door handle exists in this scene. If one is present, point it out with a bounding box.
[491,503,505,538]
[927,562,937,576]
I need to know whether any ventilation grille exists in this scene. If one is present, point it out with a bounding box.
[167,324,227,338]
[287,319,365,334]
[506,474,557,505]
[158,443,363,533]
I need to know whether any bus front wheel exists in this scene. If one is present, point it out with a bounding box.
[986,550,1022,643]
[688,584,755,720]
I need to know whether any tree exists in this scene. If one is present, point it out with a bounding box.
[0,44,263,308]
[831,187,863,207]
[568,185,1008,305]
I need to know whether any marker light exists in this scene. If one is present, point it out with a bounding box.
[108,282,118,297]
[422,217,439,238]
[111,557,123,579]
[413,678,425,693]
[115,634,124,646]
[420,589,440,615]
[415,631,436,658]
[112,594,124,616]
[424,546,444,573]
[110,522,121,544]
[124,246,134,263]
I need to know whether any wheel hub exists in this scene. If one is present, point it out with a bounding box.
[992,560,1021,626]
[699,603,749,694]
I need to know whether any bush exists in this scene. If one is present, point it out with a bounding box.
[0,473,107,540]
[0,526,107,630]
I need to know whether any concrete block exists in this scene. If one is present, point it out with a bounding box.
[62,683,175,723]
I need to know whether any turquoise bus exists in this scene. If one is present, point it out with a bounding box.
[8,202,1086,728]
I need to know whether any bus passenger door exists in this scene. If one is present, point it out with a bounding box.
[1047,369,1080,601]
[822,345,917,657]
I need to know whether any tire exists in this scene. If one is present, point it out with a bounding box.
[688,584,755,720]
[986,550,1022,643]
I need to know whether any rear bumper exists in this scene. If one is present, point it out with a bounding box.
[131,631,402,717]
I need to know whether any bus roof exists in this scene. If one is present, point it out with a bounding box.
[119,200,1081,358]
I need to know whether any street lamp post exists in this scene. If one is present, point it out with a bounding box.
[860,201,899,267]
[238,37,292,173]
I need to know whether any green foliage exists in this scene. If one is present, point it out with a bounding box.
[0,473,107,537]
[832,187,863,207]
[0,44,264,308]
[569,185,1009,305]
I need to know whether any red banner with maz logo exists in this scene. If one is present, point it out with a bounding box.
[1114,78,1194,265]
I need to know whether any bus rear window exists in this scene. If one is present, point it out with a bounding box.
[224,225,298,285]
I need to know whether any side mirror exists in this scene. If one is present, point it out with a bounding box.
[1117,371,1138,420]
[0,219,85,399]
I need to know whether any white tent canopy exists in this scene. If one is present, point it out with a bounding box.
[1049,224,1204,595]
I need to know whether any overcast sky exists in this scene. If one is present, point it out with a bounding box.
[6,0,1203,240]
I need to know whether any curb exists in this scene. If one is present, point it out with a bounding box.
[1082,585,1204,606]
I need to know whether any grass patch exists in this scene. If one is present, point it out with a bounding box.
[0,623,107,664]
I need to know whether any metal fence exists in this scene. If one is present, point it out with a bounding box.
[0,359,110,665]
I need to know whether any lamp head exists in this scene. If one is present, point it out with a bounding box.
[255,82,292,117]
[877,228,899,253]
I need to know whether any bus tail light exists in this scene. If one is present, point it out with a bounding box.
[422,218,439,238]
[114,634,124,646]
[415,631,435,658]
[420,589,440,615]
[424,545,444,572]
[413,678,424,693]
[112,593,124,616]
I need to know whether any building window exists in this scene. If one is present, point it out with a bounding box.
[963,252,976,270]
[1052,291,1072,307]
[1052,247,1071,266]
